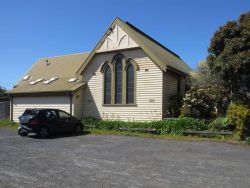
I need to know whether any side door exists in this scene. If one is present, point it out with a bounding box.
[44,110,62,133]
[57,110,75,133]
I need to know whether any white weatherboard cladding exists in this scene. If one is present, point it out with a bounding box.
[12,96,71,122]
[162,71,185,118]
[97,24,138,52]
[82,49,163,121]
[73,88,84,119]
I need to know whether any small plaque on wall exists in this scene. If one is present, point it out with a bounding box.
[149,99,155,103]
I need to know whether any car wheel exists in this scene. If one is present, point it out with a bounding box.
[18,129,28,137]
[75,125,82,134]
[38,127,49,138]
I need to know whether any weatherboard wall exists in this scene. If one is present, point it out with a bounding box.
[12,96,71,122]
[162,71,186,117]
[81,49,163,121]
[73,88,84,119]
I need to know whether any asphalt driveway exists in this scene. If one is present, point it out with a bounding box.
[0,128,250,188]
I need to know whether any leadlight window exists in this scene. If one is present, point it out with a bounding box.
[126,64,134,104]
[104,66,112,104]
[102,54,137,105]
[115,59,123,104]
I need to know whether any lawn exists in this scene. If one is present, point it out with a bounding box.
[85,128,243,145]
[0,119,243,145]
[0,119,18,129]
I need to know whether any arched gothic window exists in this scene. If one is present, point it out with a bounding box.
[104,66,111,104]
[101,54,138,105]
[115,58,123,104]
[126,63,134,104]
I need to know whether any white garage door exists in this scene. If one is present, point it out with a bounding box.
[12,96,70,122]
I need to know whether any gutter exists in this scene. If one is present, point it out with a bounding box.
[68,92,73,115]
[6,91,74,97]
[10,96,13,122]
[166,66,189,77]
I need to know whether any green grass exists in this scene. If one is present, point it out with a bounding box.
[0,119,19,129]
[0,119,243,145]
[85,128,243,145]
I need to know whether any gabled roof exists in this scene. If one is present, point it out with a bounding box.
[77,17,191,75]
[8,53,89,94]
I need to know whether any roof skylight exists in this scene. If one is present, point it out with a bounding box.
[68,78,78,83]
[29,78,43,85]
[23,75,31,81]
[43,77,59,84]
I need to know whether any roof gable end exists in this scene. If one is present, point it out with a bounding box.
[97,23,139,52]
[77,17,191,75]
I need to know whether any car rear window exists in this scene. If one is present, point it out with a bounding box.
[36,110,46,120]
[22,109,38,116]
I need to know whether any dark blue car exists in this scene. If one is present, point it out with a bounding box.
[18,109,84,138]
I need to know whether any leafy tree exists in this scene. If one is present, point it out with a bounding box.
[0,86,5,94]
[191,60,222,87]
[188,60,229,115]
[207,12,250,102]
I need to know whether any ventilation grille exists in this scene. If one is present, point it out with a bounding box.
[23,75,31,81]
[43,77,59,84]
[68,78,79,83]
[29,78,43,85]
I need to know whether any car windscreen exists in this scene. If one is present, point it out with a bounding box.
[22,109,38,116]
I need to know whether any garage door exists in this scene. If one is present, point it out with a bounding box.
[12,96,70,122]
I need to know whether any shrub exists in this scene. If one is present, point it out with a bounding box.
[208,117,231,131]
[181,85,230,119]
[175,117,207,131]
[227,104,250,140]
[166,94,183,117]
[181,86,216,119]
[245,137,250,145]
[82,117,207,135]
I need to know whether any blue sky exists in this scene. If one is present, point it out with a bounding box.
[0,0,249,89]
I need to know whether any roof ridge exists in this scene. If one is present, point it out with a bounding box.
[124,21,181,59]
[39,52,89,60]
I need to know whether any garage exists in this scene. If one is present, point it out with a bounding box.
[12,96,71,122]
[6,53,87,122]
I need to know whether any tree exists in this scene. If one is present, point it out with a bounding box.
[0,86,5,94]
[188,60,229,115]
[191,60,222,87]
[207,12,250,103]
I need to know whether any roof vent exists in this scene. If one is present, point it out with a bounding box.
[68,78,78,83]
[43,77,59,84]
[23,75,31,81]
[29,78,44,85]
[45,59,50,66]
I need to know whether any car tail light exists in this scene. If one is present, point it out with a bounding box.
[30,119,40,126]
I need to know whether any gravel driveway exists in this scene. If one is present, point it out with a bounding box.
[0,128,250,188]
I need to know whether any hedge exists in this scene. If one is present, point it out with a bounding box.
[82,117,207,135]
